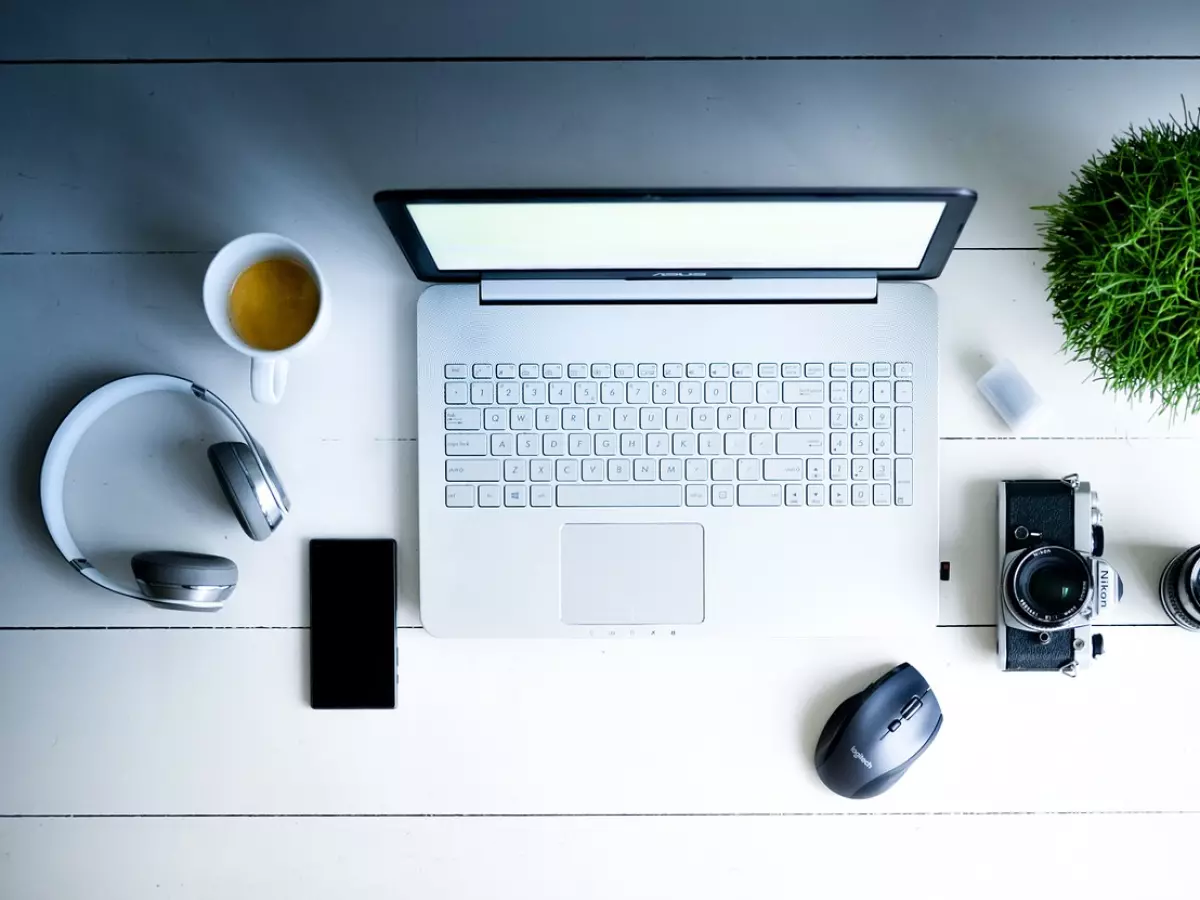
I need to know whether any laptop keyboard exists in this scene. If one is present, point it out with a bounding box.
[441,362,914,509]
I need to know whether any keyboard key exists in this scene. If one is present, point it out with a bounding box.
[659,459,682,481]
[496,364,517,379]
[556,484,683,507]
[785,484,804,506]
[445,364,468,379]
[730,381,755,404]
[851,408,870,429]
[851,433,869,455]
[556,459,580,481]
[567,364,588,378]
[478,485,501,508]
[519,364,540,378]
[806,459,825,481]
[687,363,707,378]
[763,459,805,481]
[895,381,914,403]
[830,459,848,481]
[873,381,890,403]
[744,407,768,430]
[562,408,584,430]
[582,459,605,482]
[781,363,802,378]
[666,408,689,430]
[496,383,520,404]
[686,459,708,481]
[686,484,709,507]
[672,434,696,455]
[805,363,825,378]
[536,408,560,430]
[446,434,487,456]
[769,407,792,430]
[895,363,914,378]
[445,382,468,404]
[614,408,638,430]
[776,432,823,454]
[626,381,650,404]
[699,433,722,455]
[549,383,572,404]
[446,460,500,482]
[873,362,891,377]
[543,434,566,456]
[569,434,593,456]
[614,364,636,378]
[504,485,527,507]
[737,458,761,481]
[505,460,527,481]
[719,407,741,429]
[830,484,849,506]
[757,381,781,404]
[446,485,475,507]
[829,363,849,378]
[530,460,553,482]
[473,364,494,379]
[621,433,644,456]
[692,407,715,429]
[851,458,870,481]
[725,433,750,455]
[709,363,731,378]
[653,381,676,404]
[851,363,870,378]
[711,459,735,481]
[634,459,656,481]
[592,363,613,379]
[679,382,703,404]
[896,407,914,454]
[595,434,618,456]
[739,484,782,506]
[705,382,729,404]
[647,434,670,456]
[602,382,623,403]
[471,382,495,405]
[873,484,892,506]
[638,363,658,378]
[873,432,892,454]
[663,363,684,378]
[830,433,848,455]
[640,408,665,430]
[490,433,514,456]
[531,485,553,507]
[522,382,547,404]
[712,484,735,506]
[446,408,482,430]
[796,408,823,430]
[758,363,779,378]
[806,485,826,506]
[733,363,753,378]
[895,458,914,506]
[851,484,870,506]
[829,381,848,404]
[542,364,563,378]
[852,382,870,403]
[873,459,893,481]
[782,381,821,404]
[750,433,773,455]
[873,407,893,429]
[830,407,848,430]
[517,434,539,456]
[588,407,613,430]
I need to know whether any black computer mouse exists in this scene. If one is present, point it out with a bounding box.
[813,663,943,799]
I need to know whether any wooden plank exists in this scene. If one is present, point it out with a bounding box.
[3,61,1199,252]
[2,628,1198,816]
[4,252,1200,627]
[1,813,1195,899]
[4,0,1199,60]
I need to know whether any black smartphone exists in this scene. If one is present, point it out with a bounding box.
[309,539,397,709]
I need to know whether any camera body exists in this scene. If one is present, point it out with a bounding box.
[997,475,1121,676]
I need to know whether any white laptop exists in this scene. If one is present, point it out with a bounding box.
[376,189,976,637]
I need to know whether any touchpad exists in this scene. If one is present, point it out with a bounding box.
[560,523,704,625]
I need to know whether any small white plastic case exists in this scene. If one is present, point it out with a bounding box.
[977,359,1042,431]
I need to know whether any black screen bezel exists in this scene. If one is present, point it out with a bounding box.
[374,187,977,283]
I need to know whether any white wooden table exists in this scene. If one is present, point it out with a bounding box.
[3,3,1200,896]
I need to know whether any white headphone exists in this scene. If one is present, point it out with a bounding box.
[40,374,290,611]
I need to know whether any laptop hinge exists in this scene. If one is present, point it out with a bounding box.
[480,277,878,304]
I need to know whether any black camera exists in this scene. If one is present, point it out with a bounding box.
[997,475,1122,676]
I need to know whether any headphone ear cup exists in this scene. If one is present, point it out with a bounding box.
[131,550,238,609]
[208,442,277,541]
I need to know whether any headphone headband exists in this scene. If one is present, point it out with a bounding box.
[39,374,284,603]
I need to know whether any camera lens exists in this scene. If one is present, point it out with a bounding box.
[1009,546,1091,627]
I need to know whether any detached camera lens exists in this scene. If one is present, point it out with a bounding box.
[1010,547,1091,627]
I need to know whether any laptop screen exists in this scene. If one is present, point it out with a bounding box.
[377,190,976,282]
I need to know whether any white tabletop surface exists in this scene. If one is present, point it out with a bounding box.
[3,3,1200,897]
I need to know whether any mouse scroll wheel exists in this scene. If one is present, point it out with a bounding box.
[901,696,923,720]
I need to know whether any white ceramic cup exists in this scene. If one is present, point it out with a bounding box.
[203,233,328,404]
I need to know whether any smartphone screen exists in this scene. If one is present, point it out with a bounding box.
[309,539,397,709]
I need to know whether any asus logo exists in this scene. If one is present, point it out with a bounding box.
[652,271,708,278]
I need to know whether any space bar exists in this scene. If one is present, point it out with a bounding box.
[557,485,682,507]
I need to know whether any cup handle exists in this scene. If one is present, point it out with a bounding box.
[251,358,288,404]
